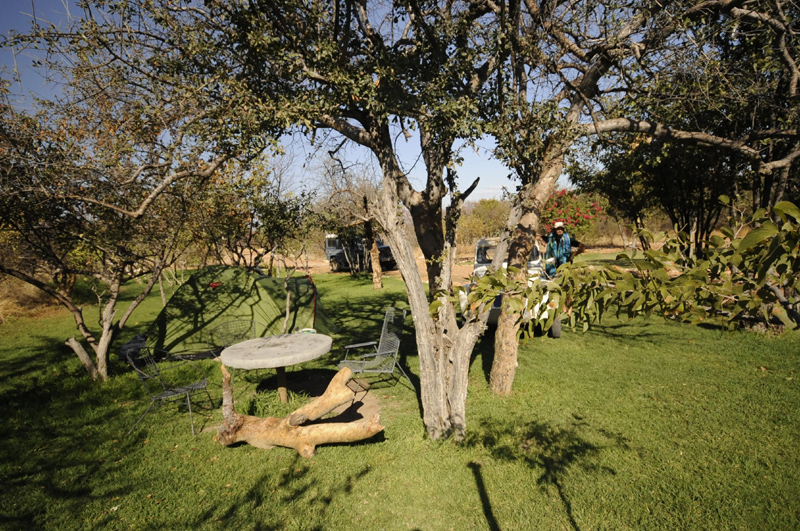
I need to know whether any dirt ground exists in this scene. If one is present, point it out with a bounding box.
[301,254,476,283]
[302,246,624,283]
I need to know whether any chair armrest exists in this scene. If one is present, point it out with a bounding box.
[354,351,392,359]
[342,341,380,362]
[344,341,378,350]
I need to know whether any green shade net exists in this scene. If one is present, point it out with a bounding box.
[145,265,338,355]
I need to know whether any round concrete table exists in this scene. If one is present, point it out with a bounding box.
[220,334,333,402]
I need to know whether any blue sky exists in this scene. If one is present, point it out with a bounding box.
[2,0,516,200]
[394,136,513,201]
[1,0,75,107]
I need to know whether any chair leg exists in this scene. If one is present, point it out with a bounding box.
[186,393,195,436]
[395,365,415,390]
[127,400,157,437]
[348,375,369,395]
[204,387,215,408]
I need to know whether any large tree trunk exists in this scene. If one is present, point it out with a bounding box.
[372,178,487,440]
[216,365,384,458]
[323,111,488,440]
[490,307,519,394]
[490,155,564,395]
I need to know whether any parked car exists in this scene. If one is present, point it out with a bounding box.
[463,237,561,337]
[472,237,545,280]
[324,233,396,272]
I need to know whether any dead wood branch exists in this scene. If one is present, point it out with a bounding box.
[216,365,384,458]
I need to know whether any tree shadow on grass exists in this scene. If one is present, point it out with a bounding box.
[465,414,630,531]
[192,454,374,529]
[0,276,401,529]
[575,307,741,341]
[469,327,496,384]
[577,320,677,345]
[468,462,501,531]
[469,325,554,384]
[1,336,78,392]
[0,338,151,529]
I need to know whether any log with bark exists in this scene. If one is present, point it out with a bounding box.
[216,365,384,458]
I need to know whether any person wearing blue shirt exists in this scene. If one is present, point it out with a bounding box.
[545,221,571,278]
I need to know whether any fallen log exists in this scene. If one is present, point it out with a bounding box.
[216,365,384,458]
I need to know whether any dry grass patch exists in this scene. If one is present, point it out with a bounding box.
[0,275,57,322]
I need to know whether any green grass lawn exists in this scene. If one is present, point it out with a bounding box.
[1,273,799,530]
[574,250,632,268]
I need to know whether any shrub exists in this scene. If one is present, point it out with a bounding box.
[541,189,604,241]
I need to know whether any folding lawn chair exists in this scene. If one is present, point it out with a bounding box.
[337,307,414,388]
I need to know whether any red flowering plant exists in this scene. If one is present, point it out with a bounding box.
[540,189,604,240]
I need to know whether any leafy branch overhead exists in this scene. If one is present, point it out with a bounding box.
[564,201,800,331]
[452,201,800,335]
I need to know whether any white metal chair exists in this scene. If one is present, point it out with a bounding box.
[337,307,414,388]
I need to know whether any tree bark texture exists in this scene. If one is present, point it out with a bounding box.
[65,337,100,381]
[369,237,383,290]
[489,307,519,395]
[216,365,384,458]
[490,154,565,395]
[372,178,486,440]
[363,203,384,289]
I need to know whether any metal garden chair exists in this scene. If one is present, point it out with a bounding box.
[209,319,264,355]
[337,307,414,388]
[124,346,214,436]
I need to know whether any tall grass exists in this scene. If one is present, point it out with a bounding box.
[0,276,56,322]
[1,273,798,530]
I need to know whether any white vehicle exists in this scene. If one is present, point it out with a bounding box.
[472,237,545,281]
[465,238,561,337]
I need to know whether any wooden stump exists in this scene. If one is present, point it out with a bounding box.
[216,365,384,458]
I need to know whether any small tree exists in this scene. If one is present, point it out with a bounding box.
[0,90,206,380]
[571,135,746,254]
[457,199,512,248]
[188,152,316,274]
[314,156,387,287]
[189,158,276,268]
[0,2,245,379]
[259,190,319,277]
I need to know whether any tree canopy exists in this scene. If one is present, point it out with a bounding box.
[0,79,199,379]
[484,0,800,394]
